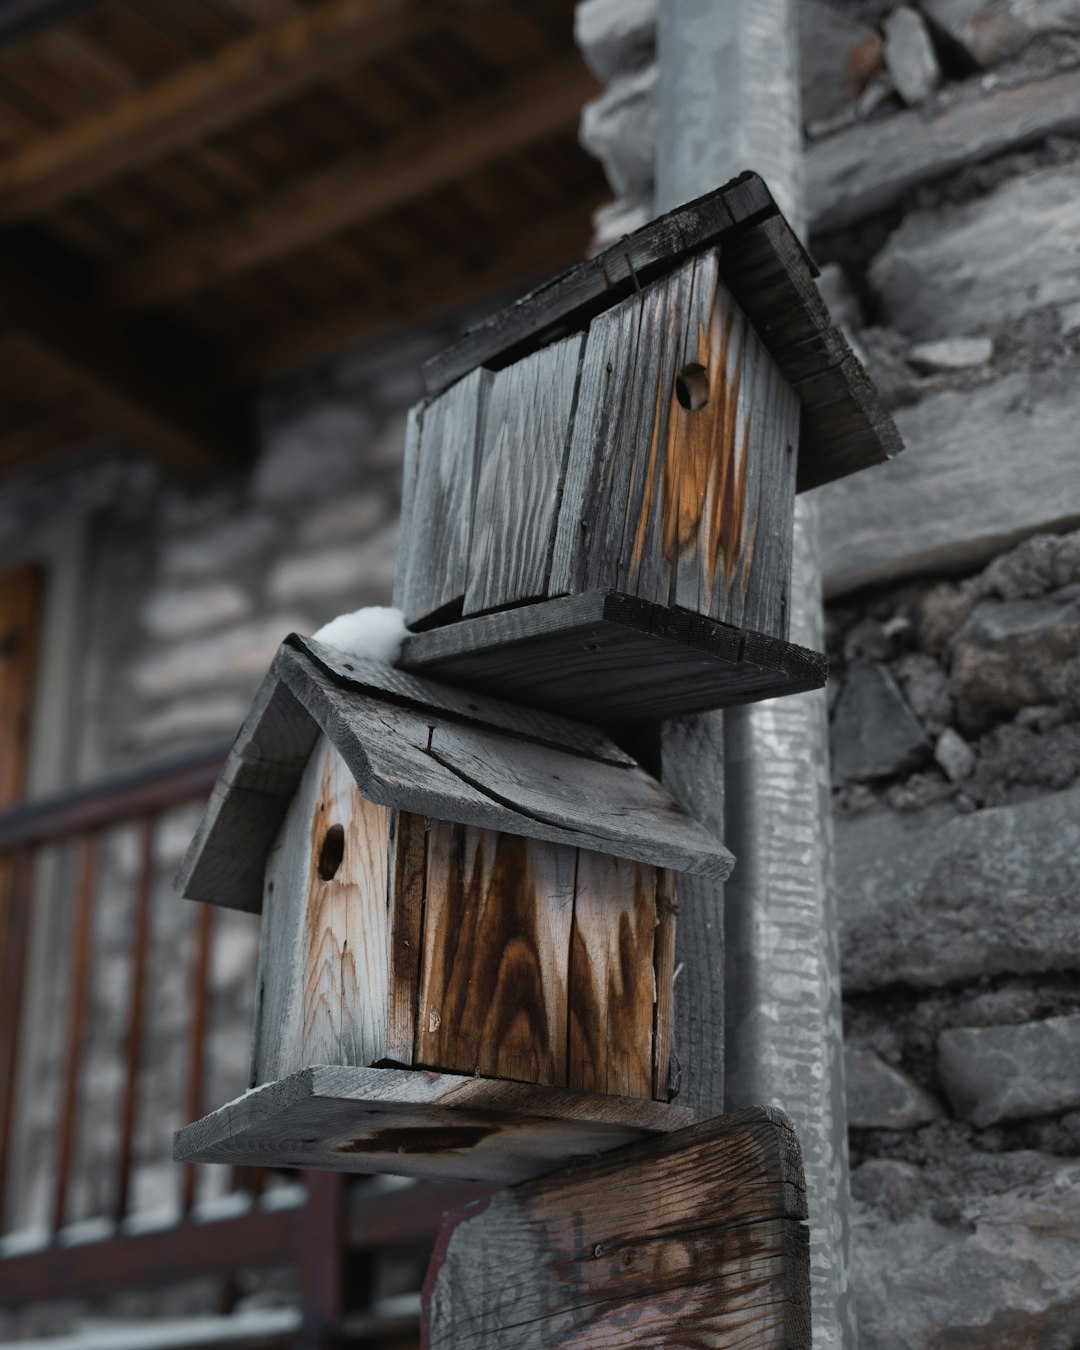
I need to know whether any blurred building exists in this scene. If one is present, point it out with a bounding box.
[1,0,1079,1346]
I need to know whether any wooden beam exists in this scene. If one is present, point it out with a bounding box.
[108,55,599,309]
[0,260,241,478]
[0,0,438,223]
[0,0,97,43]
[223,201,597,384]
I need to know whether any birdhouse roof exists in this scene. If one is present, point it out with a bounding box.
[177,635,733,914]
[421,171,901,493]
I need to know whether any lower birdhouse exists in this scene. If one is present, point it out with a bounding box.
[173,636,729,1183]
[394,172,901,723]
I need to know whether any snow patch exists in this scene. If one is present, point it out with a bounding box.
[311,606,407,664]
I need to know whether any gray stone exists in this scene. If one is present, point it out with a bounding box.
[591,196,652,249]
[894,652,954,732]
[817,371,1080,596]
[845,1046,943,1128]
[254,402,373,504]
[882,5,941,104]
[160,514,276,579]
[907,335,993,372]
[817,261,865,333]
[807,65,1080,233]
[959,586,1080,644]
[129,615,308,699]
[852,1150,1080,1349]
[855,69,897,119]
[139,581,251,641]
[871,160,1080,340]
[579,63,657,201]
[831,660,933,782]
[921,0,1080,68]
[1060,299,1080,334]
[981,532,1062,599]
[798,0,885,125]
[266,523,397,605]
[934,727,975,781]
[836,784,1080,989]
[938,1015,1080,1125]
[575,0,656,81]
[125,695,252,750]
[298,491,390,544]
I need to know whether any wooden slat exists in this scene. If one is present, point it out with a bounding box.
[384,808,427,1066]
[463,334,583,615]
[399,590,827,724]
[0,0,440,222]
[181,900,214,1214]
[396,369,490,628]
[251,734,390,1084]
[414,823,575,1085]
[174,1064,692,1185]
[567,852,660,1101]
[0,565,41,809]
[114,812,155,1223]
[107,54,598,307]
[53,830,98,1233]
[422,1106,810,1349]
[0,849,34,1231]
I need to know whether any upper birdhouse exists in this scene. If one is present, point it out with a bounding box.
[395,172,901,723]
[173,635,727,1183]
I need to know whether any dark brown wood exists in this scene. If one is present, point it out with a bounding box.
[421,172,900,492]
[398,590,828,725]
[114,813,156,1223]
[385,809,429,1067]
[421,1106,810,1350]
[52,830,98,1234]
[0,848,34,1231]
[0,565,40,810]
[174,1065,692,1185]
[181,901,215,1215]
[298,1172,348,1346]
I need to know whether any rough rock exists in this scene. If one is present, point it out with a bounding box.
[894,652,954,731]
[579,64,657,201]
[575,0,655,81]
[871,160,1080,340]
[255,402,373,504]
[816,261,865,332]
[882,5,941,104]
[938,1015,1080,1125]
[159,514,276,579]
[807,65,1080,233]
[129,615,308,699]
[907,335,993,372]
[846,1046,943,1128]
[266,524,397,605]
[125,695,252,750]
[831,660,933,781]
[139,581,251,641]
[921,0,1080,68]
[934,727,975,781]
[852,1150,1080,1349]
[798,0,884,125]
[817,371,1080,596]
[981,532,1063,599]
[836,784,1080,989]
[966,719,1080,803]
[298,491,390,544]
[591,196,651,249]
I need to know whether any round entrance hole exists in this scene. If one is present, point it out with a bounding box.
[675,362,710,412]
[317,823,345,881]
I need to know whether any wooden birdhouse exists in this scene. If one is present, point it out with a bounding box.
[173,635,729,1183]
[395,172,901,723]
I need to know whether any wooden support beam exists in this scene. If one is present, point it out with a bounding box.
[0,0,438,222]
[224,201,597,385]
[109,56,599,309]
[0,259,241,478]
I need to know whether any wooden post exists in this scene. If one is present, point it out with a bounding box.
[655,3,855,1347]
[422,1106,810,1349]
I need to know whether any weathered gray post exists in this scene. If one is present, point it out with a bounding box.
[656,4,855,1347]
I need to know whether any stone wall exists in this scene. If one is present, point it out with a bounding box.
[577,0,1080,1343]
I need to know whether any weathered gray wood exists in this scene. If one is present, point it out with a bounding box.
[393,402,423,614]
[463,335,583,615]
[422,1105,810,1348]
[420,172,899,491]
[397,369,490,627]
[251,734,389,1084]
[398,591,827,724]
[173,1065,692,1185]
[177,638,733,915]
[295,634,635,766]
[808,66,1080,234]
[384,808,427,1067]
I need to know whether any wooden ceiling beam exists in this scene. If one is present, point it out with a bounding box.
[107,55,599,310]
[0,260,240,479]
[223,200,598,385]
[0,0,438,223]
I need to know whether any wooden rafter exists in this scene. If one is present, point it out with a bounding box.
[107,55,599,309]
[0,259,240,478]
[223,201,597,385]
[0,0,440,223]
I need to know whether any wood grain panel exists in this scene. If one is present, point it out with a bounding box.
[384,808,427,1066]
[252,733,389,1084]
[567,851,661,1101]
[415,822,575,1087]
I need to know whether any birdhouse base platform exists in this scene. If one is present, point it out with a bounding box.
[398,591,827,725]
[174,1066,693,1186]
